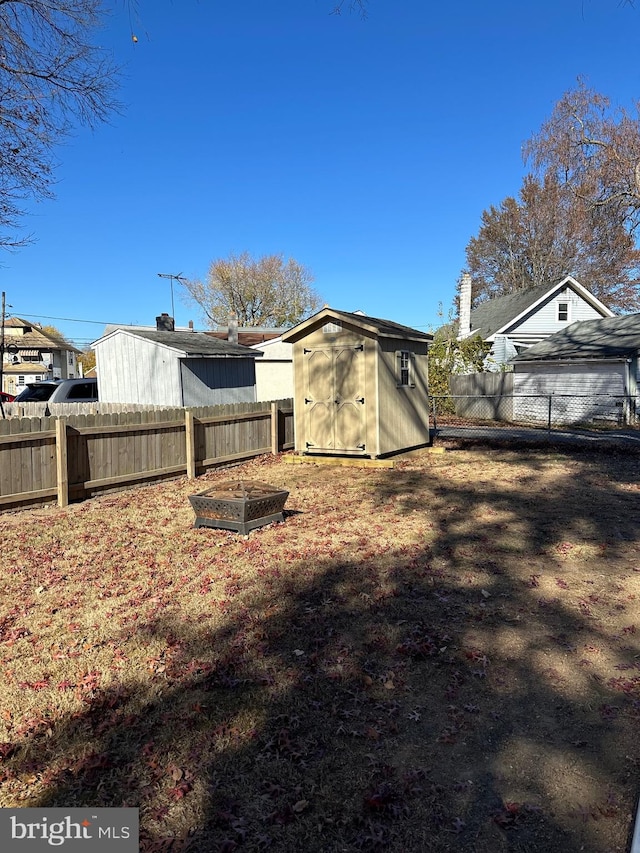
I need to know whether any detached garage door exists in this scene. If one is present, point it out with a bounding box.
[513,361,627,425]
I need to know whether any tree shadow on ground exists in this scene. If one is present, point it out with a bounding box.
[2,446,639,852]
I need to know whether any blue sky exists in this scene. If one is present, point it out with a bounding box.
[3,0,640,349]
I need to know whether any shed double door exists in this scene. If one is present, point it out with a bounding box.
[303,345,366,453]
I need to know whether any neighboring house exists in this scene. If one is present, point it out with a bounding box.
[205,323,287,348]
[510,312,640,425]
[1,317,81,397]
[251,336,293,402]
[282,308,432,458]
[206,321,293,402]
[92,315,263,406]
[456,275,614,370]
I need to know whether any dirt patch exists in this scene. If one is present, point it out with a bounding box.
[0,446,639,852]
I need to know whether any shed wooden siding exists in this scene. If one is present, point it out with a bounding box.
[180,358,256,407]
[377,338,430,456]
[289,315,430,457]
[96,334,182,406]
[291,322,378,454]
[504,291,605,337]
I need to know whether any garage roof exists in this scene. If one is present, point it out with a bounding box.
[511,313,640,362]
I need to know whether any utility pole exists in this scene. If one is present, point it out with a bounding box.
[157,273,187,322]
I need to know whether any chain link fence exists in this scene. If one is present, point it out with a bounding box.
[431,393,640,446]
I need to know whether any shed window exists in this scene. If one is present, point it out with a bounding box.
[557,302,569,322]
[322,321,342,334]
[398,351,412,387]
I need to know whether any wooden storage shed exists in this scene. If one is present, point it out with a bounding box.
[281,308,433,458]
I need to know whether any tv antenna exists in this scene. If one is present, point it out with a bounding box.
[157,273,187,322]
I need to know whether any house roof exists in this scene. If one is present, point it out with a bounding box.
[281,308,432,344]
[102,323,287,348]
[206,329,287,347]
[94,328,262,358]
[2,362,49,376]
[461,276,614,341]
[3,317,81,353]
[511,313,640,362]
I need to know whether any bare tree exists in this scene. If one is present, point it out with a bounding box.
[0,0,120,248]
[465,172,640,312]
[331,0,368,15]
[525,80,640,236]
[183,251,322,328]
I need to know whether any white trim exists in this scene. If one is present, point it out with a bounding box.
[513,357,631,367]
[485,276,614,342]
[556,298,571,323]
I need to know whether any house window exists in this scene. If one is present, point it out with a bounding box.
[399,351,411,386]
[17,376,25,386]
[68,352,74,365]
[557,302,569,322]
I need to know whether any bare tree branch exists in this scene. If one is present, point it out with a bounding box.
[0,1,120,249]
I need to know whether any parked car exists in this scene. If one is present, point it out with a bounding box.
[14,378,98,404]
[0,391,15,403]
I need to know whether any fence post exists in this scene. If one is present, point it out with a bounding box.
[185,410,196,479]
[431,396,437,437]
[271,401,279,455]
[547,395,552,438]
[56,417,68,508]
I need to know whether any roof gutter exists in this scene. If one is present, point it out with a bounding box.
[513,357,632,365]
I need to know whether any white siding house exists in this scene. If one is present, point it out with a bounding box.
[92,328,262,407]
[457,275,614,369]
[252,337,293,401]
[1,317,81,397]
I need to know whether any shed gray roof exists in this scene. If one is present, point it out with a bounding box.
[116,329,261,358]
[282,308,432,343]
[511,313,640,362]
[332,310,432,340]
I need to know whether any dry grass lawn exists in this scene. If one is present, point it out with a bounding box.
[0,444,639,852]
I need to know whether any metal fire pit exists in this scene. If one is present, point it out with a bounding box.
[189,480,289,534]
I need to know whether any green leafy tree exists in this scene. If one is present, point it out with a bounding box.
[428,335,491,403]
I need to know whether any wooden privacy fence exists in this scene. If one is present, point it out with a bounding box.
[0,399,294,511]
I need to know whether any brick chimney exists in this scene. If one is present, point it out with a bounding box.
[156,313,175,332]
[458,274,472,340]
